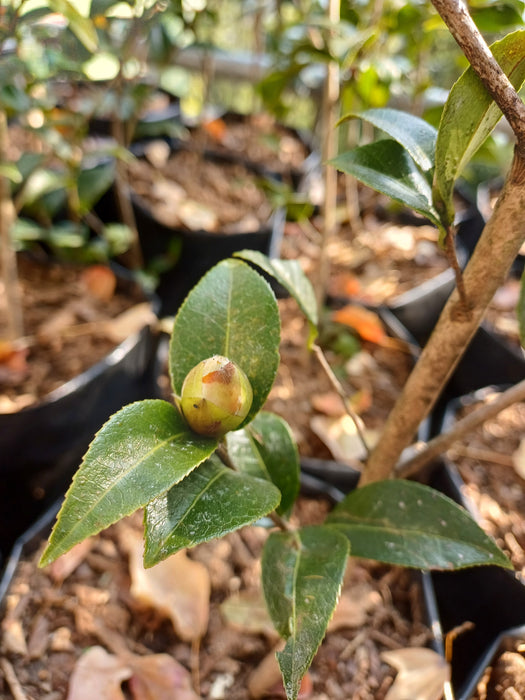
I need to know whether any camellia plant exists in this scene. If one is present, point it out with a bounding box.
[38,2,525,699]
[40,250,512,699]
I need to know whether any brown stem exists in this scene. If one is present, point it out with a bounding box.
[396,378,525,478]
[444,225,467,309]
[0,110,23,340]
[312,344,371,458]
[360,148,525,484]
[431,0,525,149]
[316,0,340,309]
[110,118,144,270]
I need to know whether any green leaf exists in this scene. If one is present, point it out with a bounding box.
[226,412,300,517]
[143,455,281,567]
[77,160,116,214]
[47,0,98,52]
[0,163,22,183]
[169,259,281,426]
[519,269,525,347]
[39,400,217,567]
[338,108,437,173]
[326,480,512,570]
[19,169,69,207]
[234,250,318,346]
[331,140,441,228]
[434,29,525,225]
[262,526,349,700]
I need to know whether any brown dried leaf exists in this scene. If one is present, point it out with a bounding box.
[36,305,78,343]
[48,538,95,583]
[67,645,131,700]
[381,647,451,700]
[311,391,345,417]
[310,414,379,463]
[102,303,156,344]
[123,527,210,642]
[220,589,278,638]
[81,265,117,302]
[1,618,28,655]
[328,583,382,632]
[248,644,313,699]
[127,653,199,700]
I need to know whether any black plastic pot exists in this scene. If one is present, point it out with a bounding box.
[387,203,484,346]
[0,268,160,562]
[422,387,525,699]
[124,144,287,315]
[180,109,317,190]
[387,205,524,423]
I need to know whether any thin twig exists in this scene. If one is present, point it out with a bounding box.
[0,658,29,700]
[444,225,468,310]
[448,444,515,468]
[396,378,525,478]
[431,0,525,148]
[312,344,371,458]
[0,110,23,340]
[269,511,294,533]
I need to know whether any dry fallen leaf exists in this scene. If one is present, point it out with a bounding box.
[220,589,278,638]
[248,642,313,699]
[311,391,345,417]
[103,302,157,344]
[310,414,379,463]
[381,647,451,700]
[127,652,199,700]
[81,265,117,302]
[67,645,131,700]
[332,304,387,344]
[202,117,227,142]
[328,583,382,632]
[144,139,171,168]
[122,526,210,642]
[0,340,28,386]
[48,538,95,584]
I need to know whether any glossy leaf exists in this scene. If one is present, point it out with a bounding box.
[326,480,512,570]
[169,259,281,426]
[331,140,441,228]
[519,269,525,347]
[434,29,525,225]
[338,107,437,173]
[262,526,349,700]
[143,456,281,567]
[40,400,217,566]
[234,250,319,344]
[226,412,300,516]
[48,0,98,52]
[77,161,116,214]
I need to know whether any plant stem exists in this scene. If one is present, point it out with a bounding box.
[312,344,371,457]
[359,0,525,485]
[316,0,340,309]
[431,0,525,149]
[361,148,525,484]
[396,378,525,478]
[0,110,23,341]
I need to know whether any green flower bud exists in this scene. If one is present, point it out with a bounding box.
[180,355,253,438]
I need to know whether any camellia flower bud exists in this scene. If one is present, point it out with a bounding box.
[180,355,253,438]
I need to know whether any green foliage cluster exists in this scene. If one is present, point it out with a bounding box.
[40,252,512,700]
[2,2,525,697]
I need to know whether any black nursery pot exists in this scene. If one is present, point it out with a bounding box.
[423,388,525,700]
[127,144,286,316]
[387,204,525,420]
[0,272,160,564]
